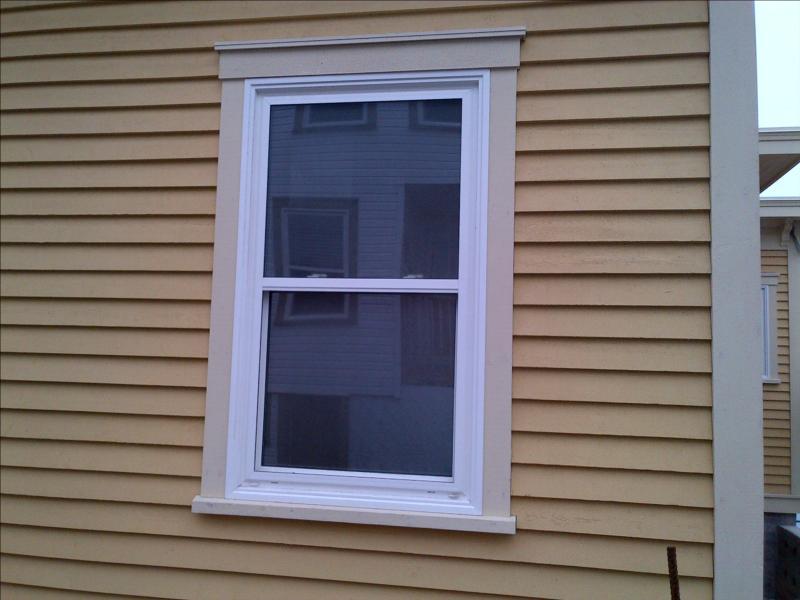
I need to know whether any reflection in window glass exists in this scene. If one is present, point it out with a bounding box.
[284,209,348,277]
[416,99,462,127]
[305,102,369,126]
[264,100,462,279]
[261,292,457,477]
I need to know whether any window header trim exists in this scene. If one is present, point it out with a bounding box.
[216,27,525,80]
[214,26,526,52]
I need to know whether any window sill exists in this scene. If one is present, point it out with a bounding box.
[762,377,782,385]
[192,495,516,534]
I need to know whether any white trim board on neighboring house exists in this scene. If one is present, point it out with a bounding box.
[764,494,800,514]
[760,197,800,218]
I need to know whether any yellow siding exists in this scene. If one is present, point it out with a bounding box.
[762,249,792,495]
[0,1,713,598]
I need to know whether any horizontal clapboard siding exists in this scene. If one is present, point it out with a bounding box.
[0,523,715,595]
[0,1,709,56]
[0,582,146,600]
[0,299,210,328]
[762,249,792,494]
[0,134,220,162]
[0,272,212,300]
[0,245,214,271]
[0,106,220,135]
[0,381,205,415]
[0,1,713,598]
[0,216,215,243]
[0,495,714,576]
[0,554,712,600]
[0,189,217,216]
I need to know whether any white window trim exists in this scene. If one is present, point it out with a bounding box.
[227,72,487,515]
[193,27,523,534]
[762,273,781,384]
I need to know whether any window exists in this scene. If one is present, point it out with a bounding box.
[233,77,484,515]
[195,27,523,534]
[761,273,780,383]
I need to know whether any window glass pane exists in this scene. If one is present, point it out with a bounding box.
[264,100,462,279]
[261,292,456,477]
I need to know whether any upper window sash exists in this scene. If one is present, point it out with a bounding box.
[247,81,482,289]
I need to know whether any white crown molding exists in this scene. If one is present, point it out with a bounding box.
[215,27,526,52]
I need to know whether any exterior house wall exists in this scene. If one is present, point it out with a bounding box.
[0,1,715,598]
[762,246,792,494]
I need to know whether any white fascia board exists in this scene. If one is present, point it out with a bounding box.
[759,127,800,154]
[760,197,800,218]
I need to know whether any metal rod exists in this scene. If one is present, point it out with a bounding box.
[667,546,681,600]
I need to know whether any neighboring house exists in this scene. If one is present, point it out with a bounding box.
[0,2,765,599]
[759,128,799,600]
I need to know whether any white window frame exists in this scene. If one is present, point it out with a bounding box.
[761,273,781,384]
[225,71,489,515]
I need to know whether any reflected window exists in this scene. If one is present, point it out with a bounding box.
[403,184,459,280]
[269,197,358,321]
[295,102,376,131]
[411,99,463,129]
